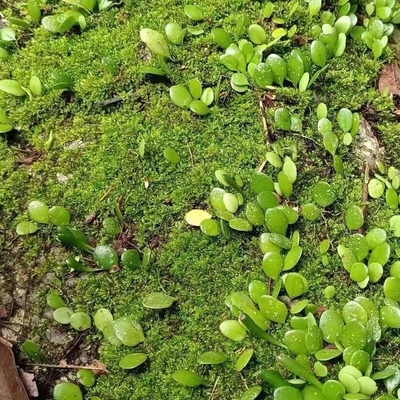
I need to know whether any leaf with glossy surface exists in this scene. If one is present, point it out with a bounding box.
[16,221,38,235]
[184,5,204,21]
[142,292,175,309]
[119,353,147,369]
[173,369,206,387]
[311,40,327,67]
[140,28,170,58]
[0,79,26,96]
[93,245,118,270]
[70,312,91,331]
[53,307,74,324]
[236,348,254,371]
[165,22,185,45]
[114,317,144,347]
[241,385,262,400]
[219,320,246,341]
[346,205,364,230]
[169,85,192,109]
[197,351,227,365]
[259,295,287,323]
[312,182,336,207]
[53,382,82,400]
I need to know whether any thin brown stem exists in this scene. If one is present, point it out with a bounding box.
[22,363,109,373]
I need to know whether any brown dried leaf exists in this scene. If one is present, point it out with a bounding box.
[378,62,400,95]
[91,360,108,375]
[0,338,29,400]
[18,369,39,398]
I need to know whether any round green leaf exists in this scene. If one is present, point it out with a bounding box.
[164,148,180,163]
[70,312,91,331]
[143,292,175,309]
[262,251,284,280]
[185,209,211,226]
[119,353,147,369]
[315,348,342,361]
[169,85,192,109]
[53,382,83,400]
[384,277,400,301]
[46,293,66,309]
[188,78,202,99]
[197,351,227,365]
[93,308,113,332]
[250,173,274,194]
[283,246,302,272]
[312,182,336,207]
[48,206,70,226]
[93,245,118,270]
[219,320,246,341]
[369,242,390,266]
[302,203,320,221]
[274,108,291,131]
[368,262,383,283]
[103,321,122,346]
[310,40,327,67]
[368,179,384,198]
[259,295,287,323]
[318,118,332,135]
[28,200,49,223]
[77,369,95,387]
[245,202,264,226]
[53,307,74,324]
[257,191,279,210]
[16,221,38,235]
[266,54,287,86]
[114,317,144,346]
[184,5,204,21]
[190,99,210,115]
[350,262,368,283]
[248,24,266,44]
[366,228,386,249]
[201,87,214,106]
[322,380,345,400]
[253,62,274,88]
[0,79,26,96]
[265,208,288,235]
[340,321,366,349]
[337,108,353,133]
[236,348,254,371]
[165,22,185,45]
[283,273,308,299]
[380,305,400,328]
[274,386,302,400]
[212,28,233,49]
[229,218,253,232]
[200,219,220,236]
[139,28,170,58]
[121,249,141,270]
[21,340,43,362]
[320,310,344,343]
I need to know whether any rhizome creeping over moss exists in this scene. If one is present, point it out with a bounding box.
[1,0,400,399]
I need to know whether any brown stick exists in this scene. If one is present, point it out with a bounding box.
[259,98,270,146]
[22,363,109,373]
[209,376,220,400]
[360,163,370,234]
[257,159,268,173]
[186,143,194,167]
[99,185,115,202]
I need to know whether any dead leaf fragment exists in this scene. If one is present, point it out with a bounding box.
[0,338,29,400]
[378,62,400,95]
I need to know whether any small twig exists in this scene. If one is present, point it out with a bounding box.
[240,373,249,390]
[290,132,324,149]
[360,163,370,234]
[257,159,267,173]
[99,185,115,202]
[209,376,220,400]
[22,363,109,373]
[186,143,194,167]
[259,99,270,146]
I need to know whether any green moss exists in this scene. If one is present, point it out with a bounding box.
[1,0,400,398]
